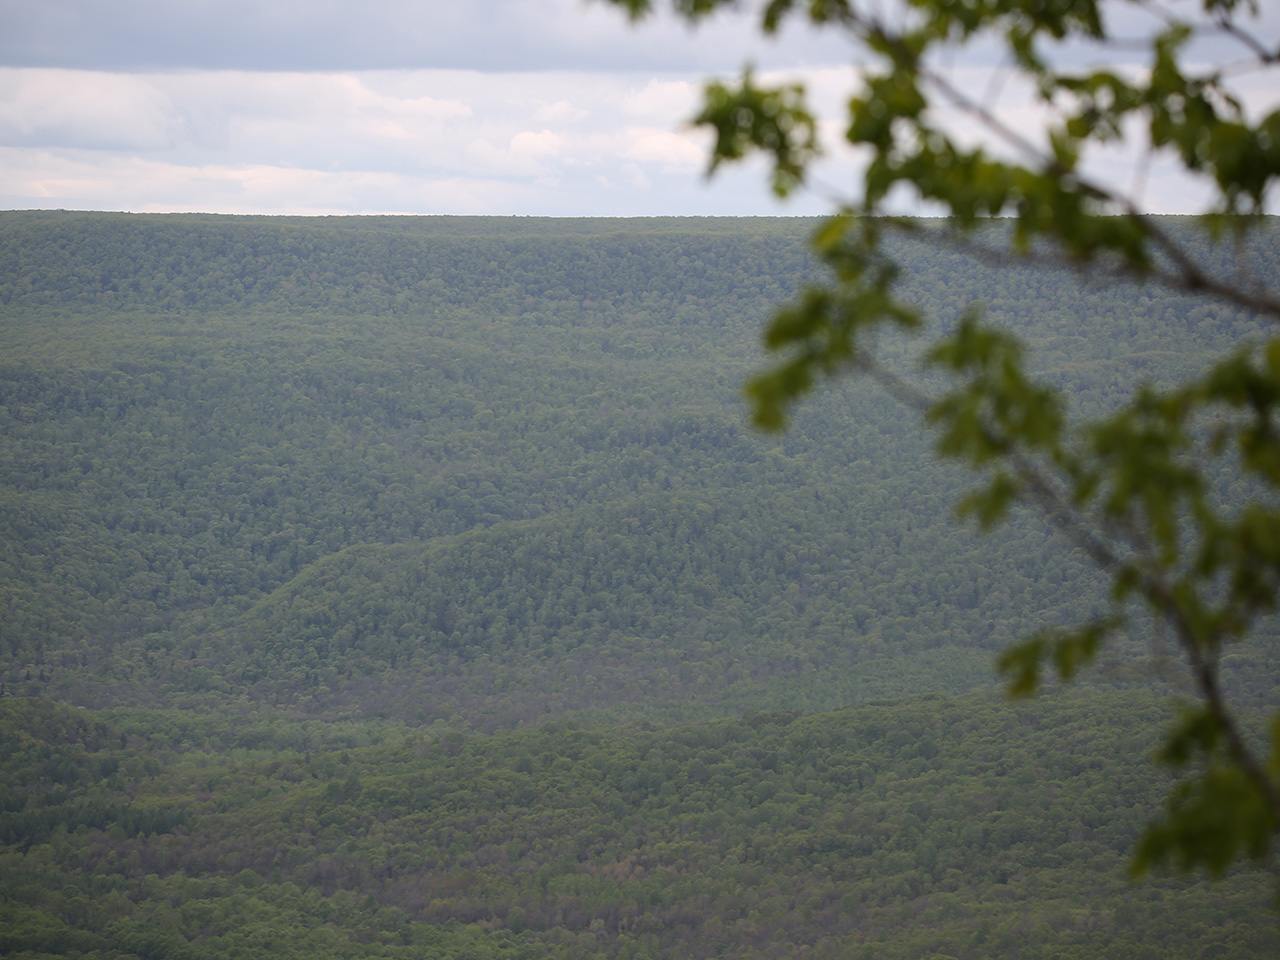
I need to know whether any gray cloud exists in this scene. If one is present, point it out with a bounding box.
[0,0,849,73]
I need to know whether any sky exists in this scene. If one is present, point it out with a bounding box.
[1,0,1277,218]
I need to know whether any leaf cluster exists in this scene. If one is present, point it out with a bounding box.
[601,0,1280,888]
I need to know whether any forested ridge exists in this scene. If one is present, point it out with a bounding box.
[1,210,1277,957]
[2,694,1275,959]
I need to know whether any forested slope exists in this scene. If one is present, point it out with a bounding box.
[3,211,1278,959]
[4,211,1273,725]
[2,693,1275,960]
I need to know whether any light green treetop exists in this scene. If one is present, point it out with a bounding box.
[601,0,1280,886]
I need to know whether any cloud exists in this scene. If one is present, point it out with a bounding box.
[0,0,851,73]
[620,162,651,189]
[0,139,811,218]
[0,69,186,150]
[0,147,576,215]
[511,129,563,160]
[13,0,1275,77]
[466,129,566,178]
[622,127,704,171]
[4,59,1269,218]
[532,100,589,124]
[2,2,1275,219]
[622,79,700,121]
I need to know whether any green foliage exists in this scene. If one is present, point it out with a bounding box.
[603,0,1280,887]
[2,693,1275,959]
[696,73,819,197]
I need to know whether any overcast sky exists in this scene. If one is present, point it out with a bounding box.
[1,0,1276,217]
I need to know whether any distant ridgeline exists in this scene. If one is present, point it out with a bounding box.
[1,210,1276,726]
[3,212,1279,960]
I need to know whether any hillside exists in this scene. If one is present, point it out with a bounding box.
[1,211,1277,958]
[2,693,1275,960]
[4,211,1274,726]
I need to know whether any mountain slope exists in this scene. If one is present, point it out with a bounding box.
[2,212,1275,726]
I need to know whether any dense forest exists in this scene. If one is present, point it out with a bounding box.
[2,693,1275,960]
[1,211,1276,957]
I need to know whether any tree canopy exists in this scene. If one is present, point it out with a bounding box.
[601,0,1280,885]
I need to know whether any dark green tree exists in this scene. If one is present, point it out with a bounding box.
[602,0,1280,883]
